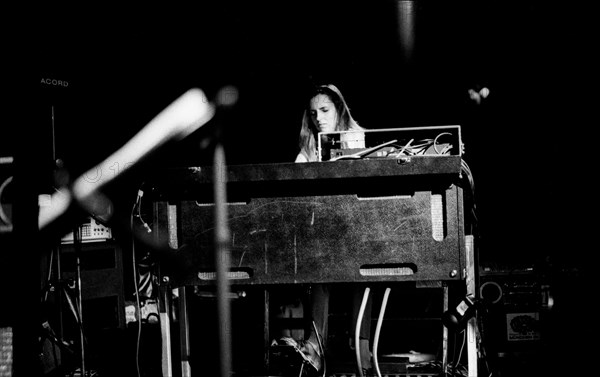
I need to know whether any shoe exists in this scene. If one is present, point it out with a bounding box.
[361,367,375,377]
[299,339,322,373]
[273,336,322,373]
[276,336,299,348]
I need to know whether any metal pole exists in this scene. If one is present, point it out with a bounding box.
[214,143,232,377]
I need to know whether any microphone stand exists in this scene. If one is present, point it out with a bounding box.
[212,86,238,377]
[213,142,232,377]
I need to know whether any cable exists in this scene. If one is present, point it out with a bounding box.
[311,320,326,377]
[373,287,391,377]
[60,281,87,348]
[460,159,479,237]
[447,329,467,377]
[330,139,398,161]
[455,330,467,374]
[71,225,88,377]
[433,132,453,155]
[0,176,12,226]
[393,138,414,157]
[461,160,475,197]
[355,287,370,377]
[134,185,152,234]
[41,245,55,304]
[130,189,143,377]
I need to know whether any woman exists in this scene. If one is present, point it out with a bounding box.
[296,84,365,162]
[290,84,373,375]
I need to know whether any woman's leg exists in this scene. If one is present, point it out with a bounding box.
[307,283,329,350]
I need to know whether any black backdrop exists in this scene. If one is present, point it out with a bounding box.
[2,2,594,374]
[29,1,592,266]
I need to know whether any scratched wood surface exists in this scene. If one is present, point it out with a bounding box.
[163,184,464,286]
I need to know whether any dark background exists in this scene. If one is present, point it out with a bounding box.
[25,1,591,265]
[2,1,594,375]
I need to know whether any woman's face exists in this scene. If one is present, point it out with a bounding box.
[309,94,338,133]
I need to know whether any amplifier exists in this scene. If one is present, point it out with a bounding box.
[59,241,125,330]
[478,268,549,359]
[480,269,544,309]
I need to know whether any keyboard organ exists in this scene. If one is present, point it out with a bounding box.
[148,156,466,287]
[147,155,476,376]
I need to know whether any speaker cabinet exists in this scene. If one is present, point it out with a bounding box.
[59,240,125,330]
[478,269,549,374]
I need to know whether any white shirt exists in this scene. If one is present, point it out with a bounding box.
[295,153,309,163]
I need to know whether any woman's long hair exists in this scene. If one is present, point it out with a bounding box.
[297,84,364,162]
